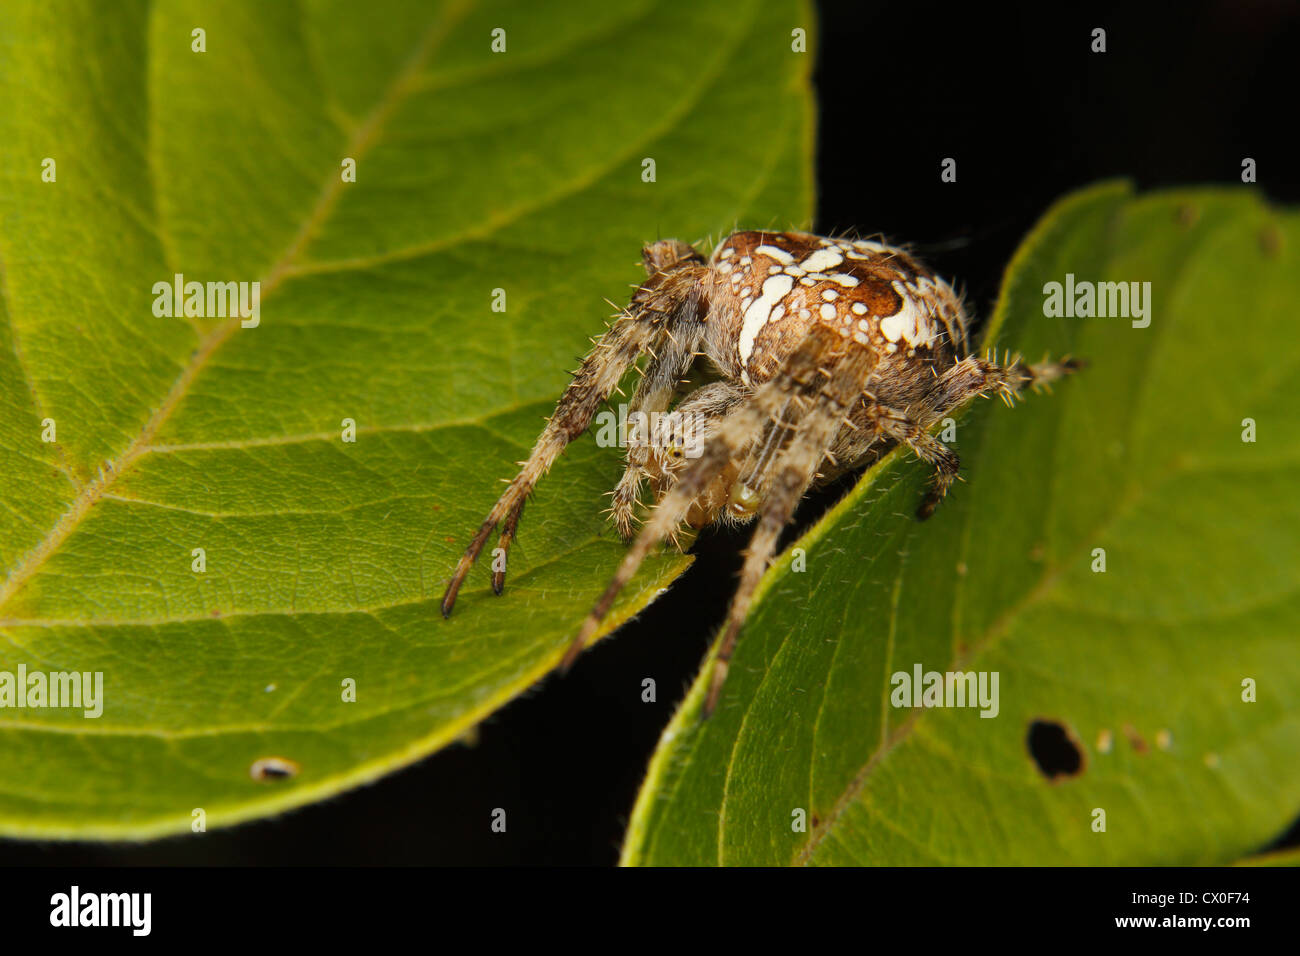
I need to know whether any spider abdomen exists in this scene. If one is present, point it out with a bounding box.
[704,231,969,388]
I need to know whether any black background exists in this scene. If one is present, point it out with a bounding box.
[7,0,1298,866]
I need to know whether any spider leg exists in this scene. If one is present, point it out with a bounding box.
[608,318,708,539]
[875,352,1083,520]
[608,467,646,541]
[640,380,751,535]
[490,499,524,595]
[859,403,962,521]
[560,326,866,671]
[440,266,707,617]
[703,346,876,715]
[936,353,1083,410]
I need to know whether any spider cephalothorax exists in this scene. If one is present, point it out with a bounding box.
[441,231,1079,714]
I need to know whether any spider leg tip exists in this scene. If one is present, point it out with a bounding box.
[558,638,586,674]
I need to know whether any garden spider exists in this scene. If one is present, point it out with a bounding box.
[441,231,1078,715]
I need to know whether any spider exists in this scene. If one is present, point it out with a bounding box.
[440,231,1079,716]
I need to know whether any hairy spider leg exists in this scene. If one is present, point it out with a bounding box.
[439,259,708,617]
[703,338,878,714]
[560,325,856,672]
[903,353,1083,519]
[607,284,711,539]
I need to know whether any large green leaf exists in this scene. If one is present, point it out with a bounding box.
[0,0,813,838]
[622,182,1300,866]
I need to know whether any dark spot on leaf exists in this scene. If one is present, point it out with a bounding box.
[811,813,822,828]
[210,608,221,617]
[432,504,442,511]
[1027,719,1084,781]
[1123,723,1148,754]
[1259,224,1281,258]
[1176,203,1199,228]
[249,756,299,781]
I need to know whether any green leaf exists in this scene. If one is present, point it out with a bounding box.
[622,182,1300,866]
[0,0,813,838]
[1234,845,1300,867]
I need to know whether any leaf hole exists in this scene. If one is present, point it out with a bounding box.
[1259,223,1281,258]
[1027,719,1084,781]
[1123,723,1149,754]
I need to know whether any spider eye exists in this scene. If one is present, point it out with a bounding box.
[727,481,761,517]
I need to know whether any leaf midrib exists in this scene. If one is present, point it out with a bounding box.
[0,3,466,616]
[279,0,765,281]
